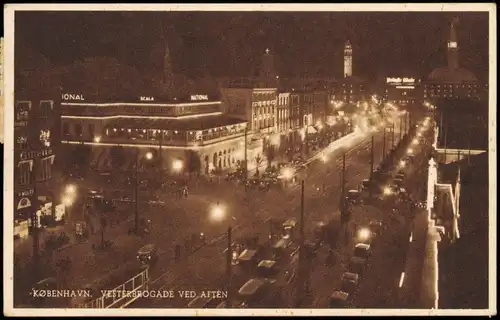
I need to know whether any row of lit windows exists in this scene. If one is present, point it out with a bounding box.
[16,100,54,121]
[424,84,479,89]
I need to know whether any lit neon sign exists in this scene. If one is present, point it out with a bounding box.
[62,93,85,101]
[140,96,155,102]
[190,95,209,101]
[386,77,415,84]
[448,41,457,49]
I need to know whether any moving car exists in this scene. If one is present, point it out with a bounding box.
[328,290,350,308]
[237,249,260,268]
[235,278,270,308]
[393,177,404,188]
[256,260,279,278]
[137,243,158,265]
[340,272,360,294]
[346,189,362,205]
[368,220,383,237]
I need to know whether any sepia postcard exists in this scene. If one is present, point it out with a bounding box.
[2,3,497,317]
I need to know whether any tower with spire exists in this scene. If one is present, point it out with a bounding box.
[447,17,460,70]
[162,41,174,95]
[344,40,353,78]
[259,48,278,88]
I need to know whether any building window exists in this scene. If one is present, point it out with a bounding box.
[39,100,54,118]
[39,156,54,181]
[88,123,94,136]
[75,123,83,137]
[18,161,32,186]
[16,101,31,122]
[39,129,51,147]
[17,135,29,150]
[63,123,70,136]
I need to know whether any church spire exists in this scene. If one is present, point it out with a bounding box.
[259,48,277,88]
[162,41,174,95]
[447,17,460,70]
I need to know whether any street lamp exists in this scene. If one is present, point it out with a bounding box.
[209,201,234,308]
[134,151,154,234]
[65,184,76,195]
[62,195,74,207]
[93,135,102,144]
[357,227,371,243]
[172,159,184,173]
[383,186,393,196]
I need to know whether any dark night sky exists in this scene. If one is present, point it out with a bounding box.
[14,11,489,81]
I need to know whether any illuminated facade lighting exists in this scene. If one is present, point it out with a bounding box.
[61,101,221,108]
[61,112,223,120]
[61,135,244,150]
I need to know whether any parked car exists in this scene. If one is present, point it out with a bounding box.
[340,272,360,294]
[328,290,350,308]
[353,243,371,260]
[348,256,367,276]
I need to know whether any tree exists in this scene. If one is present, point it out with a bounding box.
[254,154,263,177]
[185,150,201,175]
[265,145,276,168]
[110,146,126,169]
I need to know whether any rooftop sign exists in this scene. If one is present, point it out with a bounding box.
[62,93,85,101]
[386,77,415,85]
[190,95,209,101]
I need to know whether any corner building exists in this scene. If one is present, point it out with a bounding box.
[61,93,247,176]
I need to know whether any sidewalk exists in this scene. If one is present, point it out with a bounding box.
[398,208,429,308]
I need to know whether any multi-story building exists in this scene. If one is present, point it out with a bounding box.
[14,74,62,239]
[382,76,424,105]
[424,19,485,101]
[220,87,278,160]
[61,93,247,176]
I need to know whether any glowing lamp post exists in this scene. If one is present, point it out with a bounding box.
[65,184,76,195]
[357,227,372,243]
[210,201,234,308]
[134,151,154,234]
[172,159,184,173]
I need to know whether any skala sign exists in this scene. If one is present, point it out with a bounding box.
[140,96,155,102]
[62,93,85,101]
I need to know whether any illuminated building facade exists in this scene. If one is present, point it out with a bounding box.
[14,74,62,239]
[383,76,424,105]
[424,18,485,101]
[329,79,366,104]
[276,92,291,134]
[61,93,248,175]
